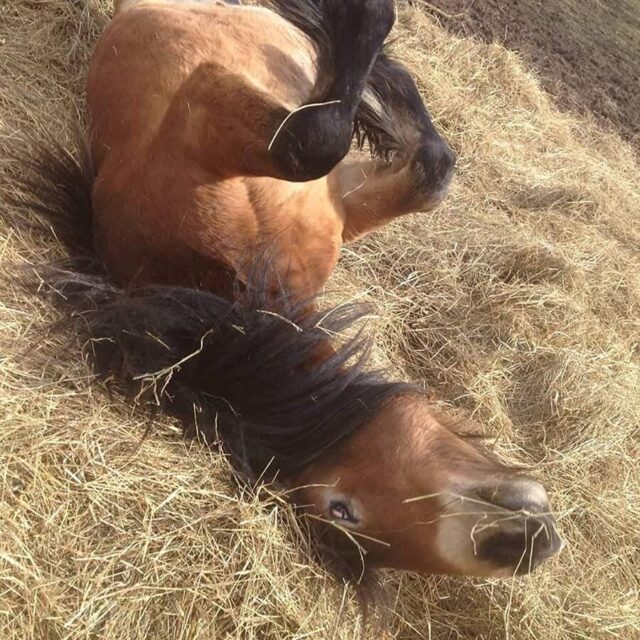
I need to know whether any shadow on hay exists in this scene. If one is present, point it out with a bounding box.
[4,132,417,616]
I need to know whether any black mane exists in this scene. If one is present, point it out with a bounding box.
[11,134,415,481]
[45,267,414,479]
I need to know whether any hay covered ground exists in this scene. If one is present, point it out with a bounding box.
[1,1,639,638]
[418,0,640,145]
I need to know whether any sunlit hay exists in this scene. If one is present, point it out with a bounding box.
[1,1,639,639]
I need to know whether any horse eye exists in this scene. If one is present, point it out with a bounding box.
[329,500,358,523]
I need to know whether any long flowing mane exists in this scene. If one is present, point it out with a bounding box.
[11,134,415,481]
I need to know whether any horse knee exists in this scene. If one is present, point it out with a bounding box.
[264,0,397,183]
[269,103,353,182]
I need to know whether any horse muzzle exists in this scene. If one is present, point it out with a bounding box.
[467,476,564,576]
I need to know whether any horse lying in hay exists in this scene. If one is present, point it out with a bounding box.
[24,0,563,582]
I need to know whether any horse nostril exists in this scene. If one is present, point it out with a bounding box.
[473,478,563,573]
[478,513,563,574]
[413,140,456,194]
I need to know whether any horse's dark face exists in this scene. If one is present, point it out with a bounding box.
[294,395,563,577]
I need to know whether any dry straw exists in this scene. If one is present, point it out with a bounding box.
[1,1,639,638]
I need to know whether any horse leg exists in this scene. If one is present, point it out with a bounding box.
[331,54,456,241]
[266,0,397,180]
[162,0,396,183]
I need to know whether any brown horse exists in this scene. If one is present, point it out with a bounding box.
[90,0,455,299]
[25,0,562,580]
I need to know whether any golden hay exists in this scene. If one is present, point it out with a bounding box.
[1,1,639,638]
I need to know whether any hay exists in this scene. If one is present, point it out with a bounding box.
[1,1,639,638]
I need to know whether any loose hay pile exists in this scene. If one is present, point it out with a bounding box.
[1,1,639,638]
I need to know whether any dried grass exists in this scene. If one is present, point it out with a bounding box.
[1,1,639,638]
